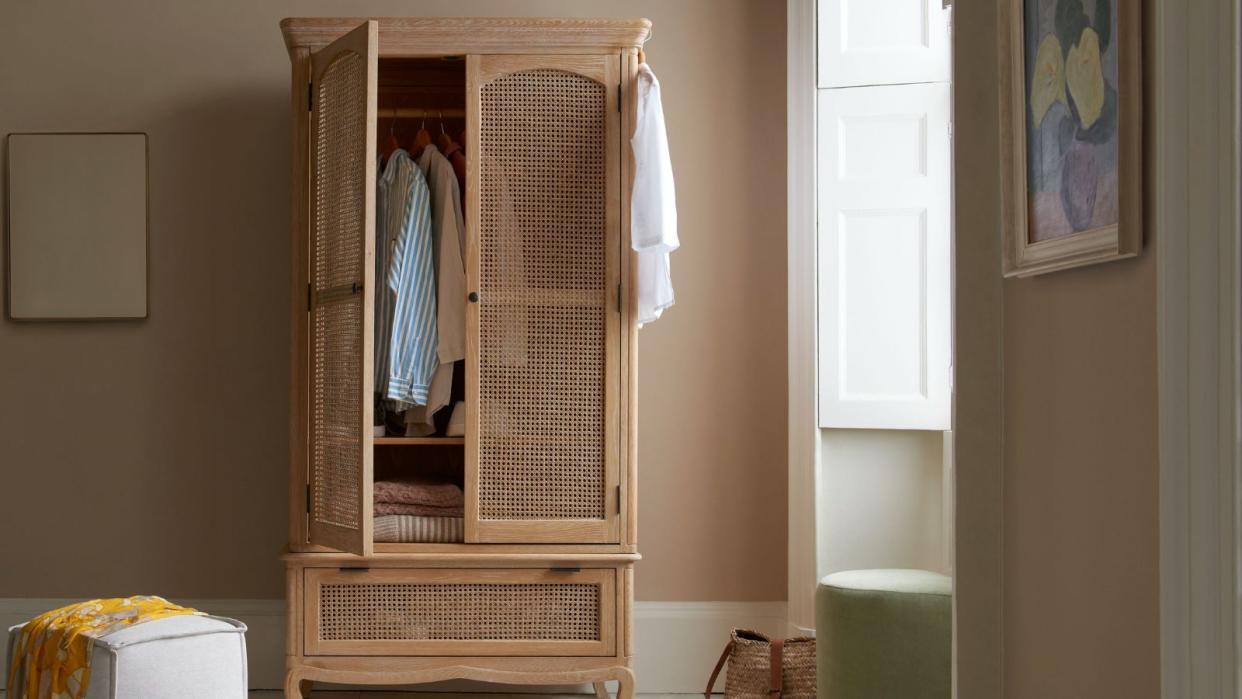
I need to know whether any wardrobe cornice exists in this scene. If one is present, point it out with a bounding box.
[280,17,651,55]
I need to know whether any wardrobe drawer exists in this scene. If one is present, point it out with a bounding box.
[304,567,616,656]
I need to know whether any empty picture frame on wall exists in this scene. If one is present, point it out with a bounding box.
[999,0,1142,277]
[5,132,149,319]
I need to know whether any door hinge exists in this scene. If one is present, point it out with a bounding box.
[305,484,311,513]
[616,284,622,310]
[618,82,622,113]
[616,484,622,513]
[306,283,312,312]
[307,82,313,111]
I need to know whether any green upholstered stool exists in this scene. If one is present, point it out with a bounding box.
[817,569,952,699]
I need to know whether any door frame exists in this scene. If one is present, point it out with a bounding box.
[1156,0,1241,695]
[785,0,821,634]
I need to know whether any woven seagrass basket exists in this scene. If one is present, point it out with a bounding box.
[705,628,816,699]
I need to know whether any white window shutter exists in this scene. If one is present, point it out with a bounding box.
[817,83,951,430]
[817,0,951,88]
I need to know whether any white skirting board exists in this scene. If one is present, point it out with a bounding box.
[633,602,790,693]
[0,599,788,693]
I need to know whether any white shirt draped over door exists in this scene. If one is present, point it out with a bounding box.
[631,63,678,326]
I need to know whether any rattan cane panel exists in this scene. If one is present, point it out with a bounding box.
[310,51,367,530]
[477,69,608,522]
[319,582,600,642]
[311,301,363,528]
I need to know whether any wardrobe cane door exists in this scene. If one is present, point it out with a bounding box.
[465,55,622,544]
[306,20,377,556]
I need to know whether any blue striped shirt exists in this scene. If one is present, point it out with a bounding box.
[374,158,393,400]
[376,149,438,407]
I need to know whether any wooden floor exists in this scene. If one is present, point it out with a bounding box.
[7,692,687,698]
[6,688,684,697]
[250,694,681,698]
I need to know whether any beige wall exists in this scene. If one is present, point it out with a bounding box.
[1003,254,1160,699]
[954,0,1161,696]
[0,0,787,602]
[1000,3,1161,692]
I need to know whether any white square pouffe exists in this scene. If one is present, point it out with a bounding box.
[7,614,247,699]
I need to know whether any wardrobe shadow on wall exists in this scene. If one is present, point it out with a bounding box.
[0,86,291,599]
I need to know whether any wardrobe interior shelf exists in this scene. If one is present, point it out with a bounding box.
[374,436,465,446]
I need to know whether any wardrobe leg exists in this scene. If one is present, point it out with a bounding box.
[614,668,636,699]
[283,669,307,699]
[593,681,611,699]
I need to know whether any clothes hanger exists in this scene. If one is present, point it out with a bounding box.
[436,110,455,152]
[381,113,401,163]
[412,110,432,158]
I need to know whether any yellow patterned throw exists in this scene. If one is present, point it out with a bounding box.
[7,596,200,699]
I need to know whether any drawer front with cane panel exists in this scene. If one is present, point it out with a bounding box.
[304,568,616,656]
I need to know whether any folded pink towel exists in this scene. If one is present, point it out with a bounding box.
[375,502,465,517]
[373,477,463,508]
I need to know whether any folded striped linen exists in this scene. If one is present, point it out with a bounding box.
[373,515,464,543]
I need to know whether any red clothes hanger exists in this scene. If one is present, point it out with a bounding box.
[380,115,401,164]
[436,111,454,152]
[411,110,431,158]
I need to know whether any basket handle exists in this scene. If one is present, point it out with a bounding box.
[768,638,784,699]
[704,641,733,699]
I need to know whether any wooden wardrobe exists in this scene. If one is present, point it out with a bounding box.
[279,17,649,698]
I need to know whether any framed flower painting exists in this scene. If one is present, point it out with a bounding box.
[999,0,1142,277]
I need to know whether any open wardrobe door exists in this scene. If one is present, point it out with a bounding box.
[306,20,378,556]
[465,54,622,544]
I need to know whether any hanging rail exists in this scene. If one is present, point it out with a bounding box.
[380,108,466,118]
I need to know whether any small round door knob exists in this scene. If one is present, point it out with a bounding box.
[468,291,479,303]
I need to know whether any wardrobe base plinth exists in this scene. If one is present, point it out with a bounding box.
[283,657,635,699]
